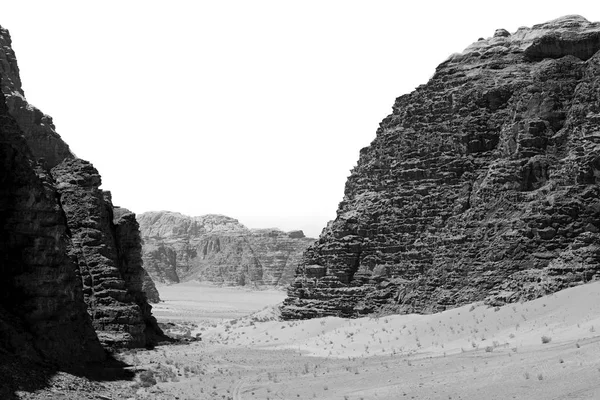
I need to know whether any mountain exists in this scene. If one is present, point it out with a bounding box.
[0,23,164,372]
[137,211,315,286]
[281,15,600,319]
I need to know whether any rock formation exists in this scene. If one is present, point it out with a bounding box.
[114,212,161,304]
[281,15,600,319]
[0,22,164,371]
[0,78,105,368]
[138,211,315,286]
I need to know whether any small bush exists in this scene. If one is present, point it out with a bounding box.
[541,335,552,344]
[139,370,157,387]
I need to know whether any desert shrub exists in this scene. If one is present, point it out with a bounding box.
[485,346,494,352]
[154,365,177,382]
[541,335,552,344]
[139,370,157,387]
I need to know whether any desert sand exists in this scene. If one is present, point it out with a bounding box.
[17,281,600,399]
[152,282,287,323]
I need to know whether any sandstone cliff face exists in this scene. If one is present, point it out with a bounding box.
[0,85,105,366]
[0,23,163,363]
[281,15,600,319]
[49,158,163,347]
[138,211,314,286]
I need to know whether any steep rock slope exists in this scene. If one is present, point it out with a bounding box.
[0,23,163,356]
[281,15,600,319]
[138,211,314,286]
[0,82,105,368]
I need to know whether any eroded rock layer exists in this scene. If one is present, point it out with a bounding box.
[0,85,105,367]
[138,211,315,286]
[0,23,163,361]
[281,15,600,319]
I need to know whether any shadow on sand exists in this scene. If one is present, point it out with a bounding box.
[0,352,136,399]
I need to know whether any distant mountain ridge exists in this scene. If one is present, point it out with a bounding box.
[138,211,315,286]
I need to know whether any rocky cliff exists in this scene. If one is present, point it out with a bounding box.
[138,211,315,286]
[0,78,105,369]
[0,22,163,370]
[281,15,600,319]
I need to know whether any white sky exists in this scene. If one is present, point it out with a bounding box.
[2,1,599,237]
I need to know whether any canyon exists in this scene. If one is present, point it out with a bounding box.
[3,13,600,400]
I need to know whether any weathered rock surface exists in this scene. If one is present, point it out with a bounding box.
[48,158,163,347]
[0,84,105,368]
[138,211,315,286]
[281,15,600,319]
[0,22,164,372]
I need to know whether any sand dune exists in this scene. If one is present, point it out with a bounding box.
[23,281,600,399]
[202,280,600,360]
[117,280,600,400]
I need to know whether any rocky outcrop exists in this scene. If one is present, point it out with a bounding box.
[48,159,162,348]
[113,208,162,323]
[0,26,72,169]
[281,15,600,319]
[138,211,315,286]
[0,84,105,366]
[0,21,163,370]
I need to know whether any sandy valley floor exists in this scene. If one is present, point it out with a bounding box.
[15,281,600,399]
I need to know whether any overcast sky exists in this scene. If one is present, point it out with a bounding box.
[2,1,599,237]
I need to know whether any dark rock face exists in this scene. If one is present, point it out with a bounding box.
[49,159,162,347]
[0,23,163,366]
[0,85,104,366]
[138,211,314,286]
[281,15,600,319]
[524,16,600,61]
[113,208,162,329]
